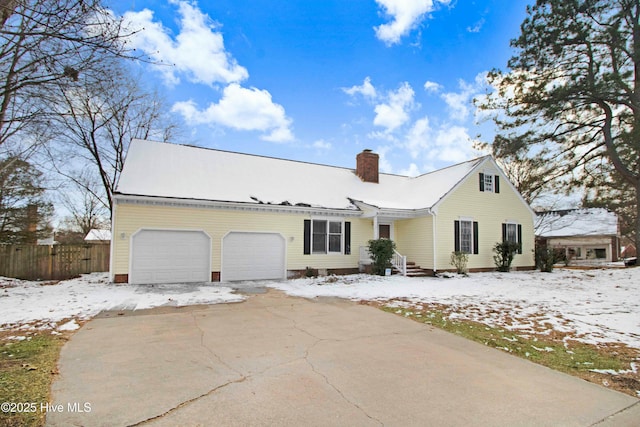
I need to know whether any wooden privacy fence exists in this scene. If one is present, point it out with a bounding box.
[0,244,110,281]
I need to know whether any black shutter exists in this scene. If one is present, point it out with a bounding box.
[473,221,479,254]
[517,224,523,254]
[344,221,351,255]
[303,220,311,255]
[495,175,500,193]
[502,223,507,242]
[479,173,485,192]
[454,220,460,252]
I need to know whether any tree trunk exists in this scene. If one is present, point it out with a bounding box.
[0,0,17,28]
[636,184,640,258]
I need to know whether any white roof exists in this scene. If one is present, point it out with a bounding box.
[84,229,112,241]
[115,139,488,211]
[535,208,618,238]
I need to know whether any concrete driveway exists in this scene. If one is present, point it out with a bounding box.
[47,289,638,426]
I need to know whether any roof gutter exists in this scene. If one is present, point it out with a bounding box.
[114,194,363,217]
[349,199,433,219]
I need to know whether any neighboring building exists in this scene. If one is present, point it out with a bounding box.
[37,235,57,245]
[621,243,636,259]
[535,208,620,263]
[110,139,536,284]
[84,229,112,244]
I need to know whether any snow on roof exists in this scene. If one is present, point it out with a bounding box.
[84,229,112,241]
[535,208,618,238]
[115,139,487,211]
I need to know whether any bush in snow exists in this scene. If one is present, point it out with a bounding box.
[535,246,556,273]
[450,251,469,275]
[493,241,520,272]
[304,267,318,278]
[367,238,396,276]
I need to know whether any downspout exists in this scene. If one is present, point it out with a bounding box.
[109,200,116,283]
[432,210,437,273]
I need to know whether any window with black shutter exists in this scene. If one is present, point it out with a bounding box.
[303,219,350,255]
[479,173,500,194]
[502,222,522,254]
[455,220,478,254]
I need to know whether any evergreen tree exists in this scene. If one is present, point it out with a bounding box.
[0,157,53,244]
[478,0,640,250]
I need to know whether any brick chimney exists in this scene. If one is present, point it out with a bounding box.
[356,149,379,183]
[26,204,38,244]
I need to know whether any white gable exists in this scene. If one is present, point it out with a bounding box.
[115,139,486,211]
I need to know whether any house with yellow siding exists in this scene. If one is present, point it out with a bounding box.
[111,139,535,284]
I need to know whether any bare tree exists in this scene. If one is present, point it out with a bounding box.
[58,167,109,235]
[0,0,132,157]
[48,62,177,216]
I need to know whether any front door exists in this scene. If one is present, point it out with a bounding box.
[379,224,391,239]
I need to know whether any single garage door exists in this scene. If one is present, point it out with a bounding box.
[222,232,286,281]
[130,229,211,284]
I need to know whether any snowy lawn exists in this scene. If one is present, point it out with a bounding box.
[266,267,640,350]
[0,273,243,333]
[1,268,638,396]
[2,268,638,350]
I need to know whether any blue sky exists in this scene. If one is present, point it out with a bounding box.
[112,0,532,175]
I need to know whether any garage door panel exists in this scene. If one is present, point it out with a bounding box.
[222,232,285,282]
[131,230,210,284]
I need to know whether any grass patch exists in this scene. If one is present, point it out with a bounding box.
[0,333,66,427]
[382,305,638,396]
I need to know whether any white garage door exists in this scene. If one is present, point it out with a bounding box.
[222,232,286,281]
[130,230,211,284]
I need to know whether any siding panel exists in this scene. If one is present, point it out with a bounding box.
[435,170,535,271]
[394,216,434,270]
[112,203,373,278]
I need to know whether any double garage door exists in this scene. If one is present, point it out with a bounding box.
[130,230,285,284]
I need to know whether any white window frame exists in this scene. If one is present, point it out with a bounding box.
[505,222,518,244]
[483,173,494,193]
[459,220,473,254]
[311,219,344,254]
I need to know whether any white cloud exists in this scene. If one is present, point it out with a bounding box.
[172,83,294,142]
[467,18,485,33]
[404,116,431,159]
[123,1,248,86]
[375,146,394,173]
[398,163,421,177]
[374,0,450,46]
[441,72,488,121]
[423,81,442,93]
[433,125,476,163]
[354,75,483,173]
[342,77,377,100]
[403,116,479,170]
[312,139,332,150]
[367,130,399,143]
[441,89,471,121]
[373,82,416,132]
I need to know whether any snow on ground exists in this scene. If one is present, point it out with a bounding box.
[0,273,244,332]
[266,268,640,350]
[1,268,638,351]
